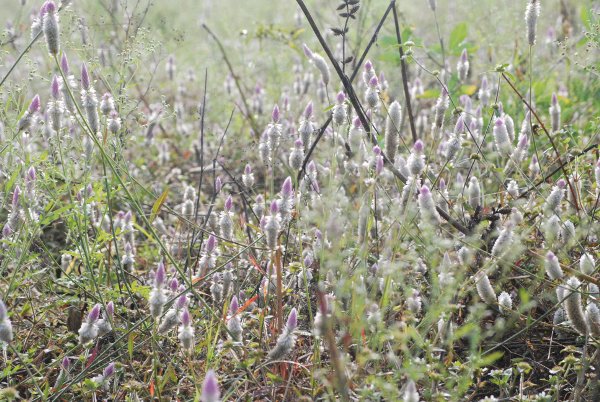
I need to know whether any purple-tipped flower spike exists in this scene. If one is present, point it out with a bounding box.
[552,92,558,106]
[201,370,221,402]
[353,116,362,129]
[12,186,21,208]
[302,43,313,59]
[27,166,36,182]
[61,53,69,74]
[215,177,222,193]
[364,60,373,71]
[286,308,298,331]
[454,115,465,133]
[294,138,303,148]
[460,48,468,63]
[176,294,188,309]
[42,1,59,55]
[224,195,233,212]
[106,301,114,318]
[420,185,430,196]
[155,262,166,288]
[88,304,101,322]
[230,295,239,314]
[304,101,313,119]
[61,356,70,370]
[51,76,60,99]
[414,140,424,153]
[181,308,191,327]
[272,104,280,123]
[81,63,90,90]
[270,200,279,214]
[281,177,293,197]
[373,145,381,156]
[206,234,217,253]
[556,179,566,189]
[368,75,379,88]
[169,278,179,292]
[102,362,115,379]
[244,164,252,174]
[336,91,346,104]
[29,95,41,114]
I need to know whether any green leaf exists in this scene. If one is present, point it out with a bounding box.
[128,333,135,359]
[449,22,468,52]
[150,188,169,223]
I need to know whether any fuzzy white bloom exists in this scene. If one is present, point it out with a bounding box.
[178,308,195,351]
[491,222,514,258]
[507,180,519,198]
[0,300,13,344]
[403,380,420,402]
[405,290,422,316]
[560,220,576,246]
[543,214,561,245]
[479,76,490,106]
[525,0,541,46]
[563,277,588,335]
[432,88,449,135]
[544,251,563,280]
[498,292,513,313]
[267,308,298,360]
[467,177,481,209]
[595,159,600,191]
[332,91,347,125]
[475,272,497,305]
[227,296,243,342]
[549,93,561,132]
[385,100,402,162]
[580,253,596,275]
[493,118,512,156]
[544,179,565,214]
[586,303,600,337]
[365,76,380,109]
[407,140,426,176]
[418,185,440,226]
[304,44,330,85]
[457,49,469,81]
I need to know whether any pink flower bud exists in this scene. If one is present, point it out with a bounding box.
[88,304,101,322]
[281,177,293,197]
[272,104,280,123]
[413,139,424,153]
[181,307,191,326]
[176,294,188,309]
[270,200,279,214]
[224,195,233,211]
[286,307,298,331]
[201,370,220,402]
[302,44,313,59]
[29,95,41,114]
[102,362,115,378]
[155,262,166,288]
[106,301,114,317]
[61,53,70,74]
[81,63,90,90]
[336,91,346,104]
[303,101,313,119]
[230,295,239,314]
[51,76,60,99]
[206,234,217,253]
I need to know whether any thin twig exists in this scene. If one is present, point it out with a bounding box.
[392,3,418,143]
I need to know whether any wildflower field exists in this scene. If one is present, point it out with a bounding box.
[0,0,599,400]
